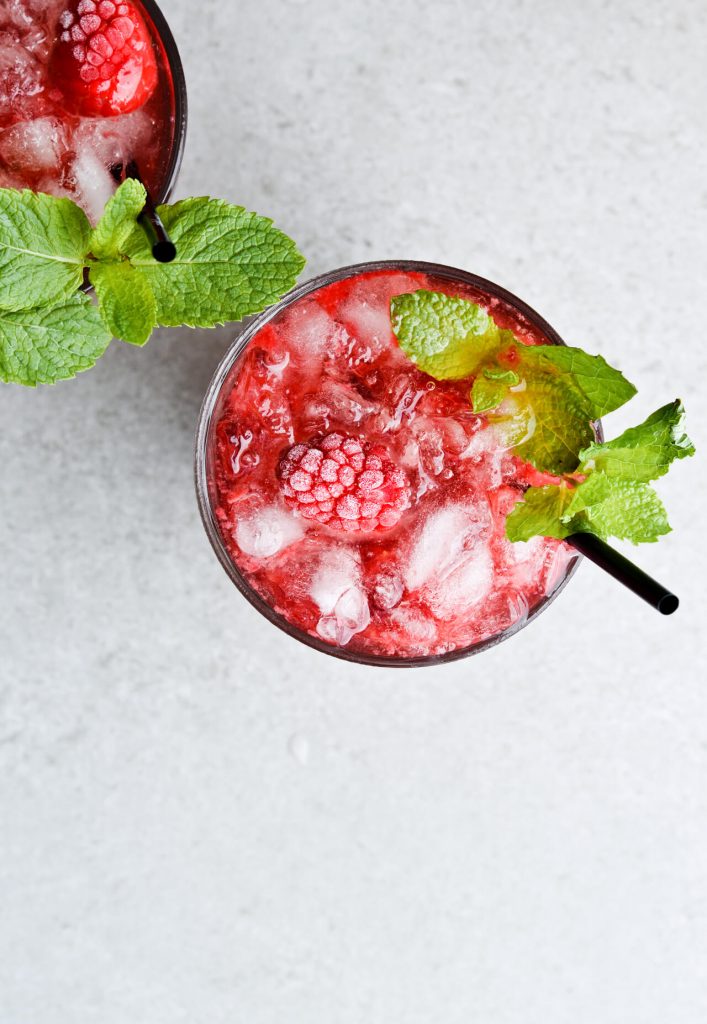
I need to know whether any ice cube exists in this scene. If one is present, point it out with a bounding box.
[506,592,530,630]
[456,424,507,490]
[1,0,66,56]
[0,33,45,125]
[310,547,371,646]
[403,502,494,620]
[379,374,428,433]
[0,115,67,173]
[338,291,391,352]
[544,543,575,594]
[302,376,377,430]
[371,570,404,611]
[234,502,304,559]
[68,143,115,224]
[389,605,437,645]
[404,502,491,592]
[310,547,361,612]
[1,0,64,33]
[486,392,536,452]
[504,534,547,587]
[277,300,345,379]
[426,543,494,620]
[72,110,154,172]
[337,273,422,363]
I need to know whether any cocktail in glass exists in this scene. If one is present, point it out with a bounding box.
[0,0,186,219]
[195,261,582,667]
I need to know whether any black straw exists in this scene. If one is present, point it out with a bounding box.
[567,532,679,615]
[111,161,177,263]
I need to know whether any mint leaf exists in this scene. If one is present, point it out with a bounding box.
[520,345,636,418]
[566,474,670,543]
[471,376,509,414]
[89,178,146,260]
[391,290,636,473]
[579,400,695,481]
[123,198,306,327]
[504,402,693,545]
[0,295,111,386]
[495,362,596,474]
[506,475,671,545]
[0,189,91,313]
[505,484,575,541]
[391,290,512,379]
[499,345,636,474]
[0,187,306,386]
[90,262,156,346]
[470,367,519,413]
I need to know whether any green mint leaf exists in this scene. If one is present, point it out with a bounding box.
[89,178,146,260]
[0,294,111,386]
[566,474,670,543]
[498,362,596,474]
[519,345,636,418]
[470,368,520,414]
[499,344,636,474]
[505,484,575,541]
[90,262,156,347]
[123,197,305,327]
[390,290,636,473]
[390,290,512,379]
[471,376,509,414]
[0,188,91,313]
[579,400,695,482]
[505,475,671,545]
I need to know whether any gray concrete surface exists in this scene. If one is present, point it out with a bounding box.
[2,0,706,1021]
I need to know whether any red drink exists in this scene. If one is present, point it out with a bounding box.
[196,263,579,665]
[0,0,183,221]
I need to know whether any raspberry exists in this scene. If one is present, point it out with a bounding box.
[278,432,411,534]
[51,0,157,116]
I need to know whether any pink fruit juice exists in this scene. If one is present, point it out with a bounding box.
[0,0,179,222]
[199,264,578,664]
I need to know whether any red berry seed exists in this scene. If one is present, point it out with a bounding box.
[278,432,411,534]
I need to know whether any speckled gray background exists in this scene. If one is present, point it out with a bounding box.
[2,0,707,1021]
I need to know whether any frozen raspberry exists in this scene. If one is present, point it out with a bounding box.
[278,432,411,534]
[51,0,157,116]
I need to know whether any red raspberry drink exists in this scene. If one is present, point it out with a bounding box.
[196,262,580,666]
[0,0,184,221]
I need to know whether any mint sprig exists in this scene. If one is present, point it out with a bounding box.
[391,289,636,475]
[505,401,694,544]
[0,183,305,386]
[390,289,694,546]
[505,476,672,544]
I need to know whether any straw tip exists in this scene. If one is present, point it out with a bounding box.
[152,240,177,263]
[658,593,679,615]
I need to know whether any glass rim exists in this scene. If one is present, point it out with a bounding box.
[139,0,188,204]
[194,260,584,669]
